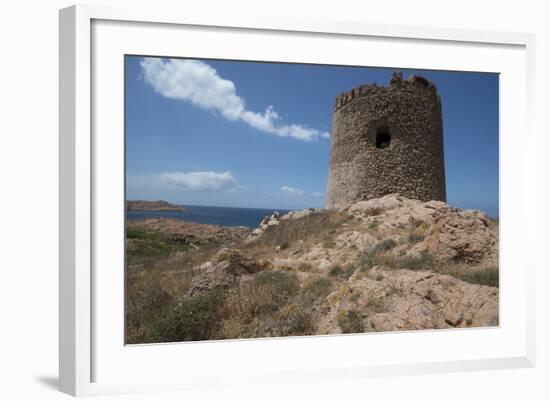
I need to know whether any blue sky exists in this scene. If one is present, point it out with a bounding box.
[125,56,499,216]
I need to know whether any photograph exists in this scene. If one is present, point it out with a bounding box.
[124,55,499,344]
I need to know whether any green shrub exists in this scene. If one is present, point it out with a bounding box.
[126,226,191,262]
[329,265,343,277]
[374,239,397,252]
[337,310,364,334]
[300,277,333,304]
[126,227,171,240]
[329,264,357,279]
[145,289,226,343]
[279,241,290,250]
[408,233,425,243]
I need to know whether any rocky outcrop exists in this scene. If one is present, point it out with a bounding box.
[138,195,499,340]
[246,211,282,242]
[239,194,499,333]
[317,268,498,334]
[344,194,498,267]
[279,208,321,220]
[407,209,497,265]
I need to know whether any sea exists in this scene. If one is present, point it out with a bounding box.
[126,205,291,228]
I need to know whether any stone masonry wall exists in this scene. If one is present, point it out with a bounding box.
[326,72,446,210]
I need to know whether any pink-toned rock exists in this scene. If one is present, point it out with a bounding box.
[408,209,498,265]
[317,269,499,334]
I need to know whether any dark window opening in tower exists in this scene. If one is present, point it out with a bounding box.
[376,127,391,149]
[414,76,430,87]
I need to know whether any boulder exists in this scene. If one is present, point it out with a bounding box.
[188,248,267,295]
[347,194,405,215]
[246,212,283,242]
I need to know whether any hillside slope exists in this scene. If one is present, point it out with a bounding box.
[126,195,499,343]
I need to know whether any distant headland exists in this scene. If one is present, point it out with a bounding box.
[126,200,185,212]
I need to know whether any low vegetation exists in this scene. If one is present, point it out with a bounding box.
[126,196,500,342]
[337,310,364,334]
[148,288,226,343]
[243,210,351,255]
[400,252,436,270]
[300,277,334,305]
[329,264,356,279]
[359,240,498,287]
[129,269,326,342]
[436,264,499,288]
[126,227,192,264]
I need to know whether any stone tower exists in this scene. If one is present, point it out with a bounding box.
[326,72,446,210]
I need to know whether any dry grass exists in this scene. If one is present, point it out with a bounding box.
[219,271,310,339]
[273,304,315,336]
[223,271,299,321]
[125,270,175,343]
[360,239,399,269]
[243,210,352,255]
[125,224,231,343]
[436,264,499,287]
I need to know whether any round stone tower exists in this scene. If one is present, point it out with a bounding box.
[326,72,446,210]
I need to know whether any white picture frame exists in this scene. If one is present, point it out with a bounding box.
[59,4,536,397]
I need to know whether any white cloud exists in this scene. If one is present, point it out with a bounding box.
[280,186,305,197]
[128,171,237,192]
[140,57,330,142]
[157,171,237,191]
[310,192,325,197]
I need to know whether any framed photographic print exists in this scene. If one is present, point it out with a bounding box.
[59,4,536,397]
